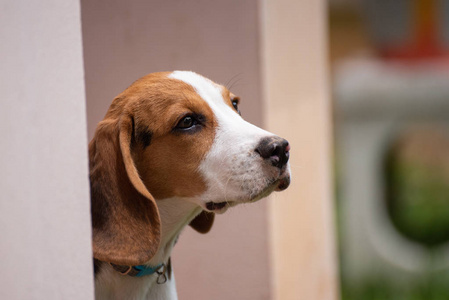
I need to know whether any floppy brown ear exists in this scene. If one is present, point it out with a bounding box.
[189,211,215,234]
[89,110,161,266]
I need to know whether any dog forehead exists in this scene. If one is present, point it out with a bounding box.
[117,72,213,122]
[168,71,229,111]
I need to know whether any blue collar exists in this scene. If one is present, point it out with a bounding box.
[132,263,165,277]
[110,262,167,282]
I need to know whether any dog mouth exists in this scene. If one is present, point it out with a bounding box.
[204,201,238,213]
[205,201,229,211]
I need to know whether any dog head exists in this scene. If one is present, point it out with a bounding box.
[90,71,290,266]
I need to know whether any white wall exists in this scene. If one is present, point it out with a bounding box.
[0,1,94,299]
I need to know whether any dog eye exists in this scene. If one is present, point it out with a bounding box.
[176,116,196,129]
[231,99,241,115]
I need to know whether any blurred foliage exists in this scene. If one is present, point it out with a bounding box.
[339,128,449,299]
[384,150,449,247]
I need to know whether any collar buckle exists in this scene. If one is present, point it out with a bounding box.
[156,264,167,284]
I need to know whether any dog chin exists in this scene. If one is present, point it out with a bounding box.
[203,174,290,214]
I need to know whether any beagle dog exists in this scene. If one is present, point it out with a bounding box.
[90,71,291,300]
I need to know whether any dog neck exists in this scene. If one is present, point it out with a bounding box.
[148,197,202,266]
[94,198,202,300]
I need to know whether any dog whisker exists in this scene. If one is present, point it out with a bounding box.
[225,72,243,91]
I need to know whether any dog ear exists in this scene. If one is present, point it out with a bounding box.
[189,211,215,233]
[89,109,161,266]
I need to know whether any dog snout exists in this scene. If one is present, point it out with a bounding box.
[255,137,290,169]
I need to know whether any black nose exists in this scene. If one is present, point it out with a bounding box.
[255,137,290,169]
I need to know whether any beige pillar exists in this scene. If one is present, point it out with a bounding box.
[261,0,339,299]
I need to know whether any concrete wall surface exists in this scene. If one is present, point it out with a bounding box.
[0,1,94,299]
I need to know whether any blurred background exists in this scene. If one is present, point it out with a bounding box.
[3,0,449,299]
[330,0,449,299]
